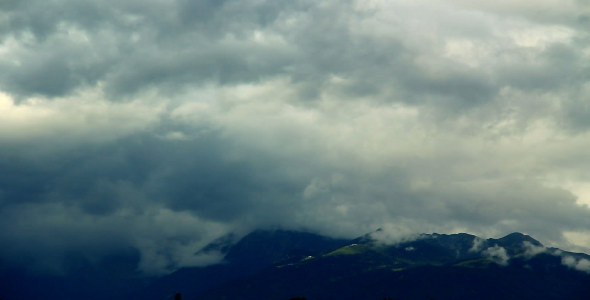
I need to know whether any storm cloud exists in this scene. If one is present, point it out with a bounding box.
[1,0,590,274]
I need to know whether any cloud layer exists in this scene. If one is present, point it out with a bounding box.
[1,0,590,274]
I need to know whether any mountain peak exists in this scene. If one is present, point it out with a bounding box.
[199,230,590,300]
[498,232,542,247]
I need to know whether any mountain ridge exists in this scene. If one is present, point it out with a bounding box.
[1,229,589,300]
[197,230,590,300]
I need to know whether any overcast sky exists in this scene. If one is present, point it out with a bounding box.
[1,0,590,275]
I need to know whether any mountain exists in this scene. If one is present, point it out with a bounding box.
[1,230,589,300]
[0,229,349,300]
[198,231,590,300]
[138,230,350,300]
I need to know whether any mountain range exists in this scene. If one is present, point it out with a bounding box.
[1,229,590,299]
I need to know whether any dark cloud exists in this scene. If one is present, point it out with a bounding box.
[1,0,590,275]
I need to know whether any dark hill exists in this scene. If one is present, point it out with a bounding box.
[139,229,350,300]
[2,230,589,300]
[198,231,590,300]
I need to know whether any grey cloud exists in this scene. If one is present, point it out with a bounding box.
[2,0,590,275]
[469,237,486,253]
[0,0,311,98]
[499,43,589,92]
[2,117,590,273]
[522,241,547,258]
[562,255,590,273]
[1,0,586,116]
[483,245,510,266]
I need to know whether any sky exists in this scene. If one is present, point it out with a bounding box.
[1,0,590,275]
